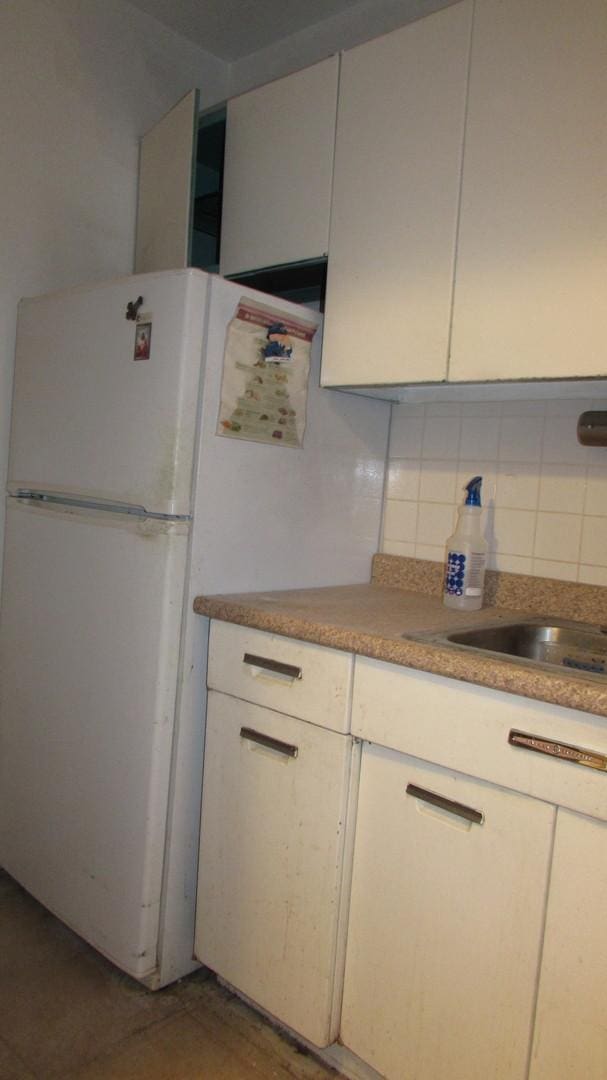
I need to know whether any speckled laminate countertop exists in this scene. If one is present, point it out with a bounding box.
[194,555,607,720]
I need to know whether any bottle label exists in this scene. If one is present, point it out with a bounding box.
[466,552,486,592]
[444,551,466,596]
[445,550,486,597]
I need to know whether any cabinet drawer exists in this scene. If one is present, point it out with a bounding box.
[208,621,354,733]
[353,657,607,819]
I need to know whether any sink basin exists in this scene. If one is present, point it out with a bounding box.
[432,620,607,677]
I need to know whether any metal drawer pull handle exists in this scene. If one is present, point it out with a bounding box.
[243,652,302,680]
[509,730,607,771]
[240,727,298,758]
[406,783,484,825]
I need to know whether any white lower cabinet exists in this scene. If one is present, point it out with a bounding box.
[196,628,607,1078]
[195,688,357,1047]
[341,744,554,1080]
[530,808,607,1080]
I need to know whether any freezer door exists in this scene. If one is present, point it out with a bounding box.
[0,498,189,980]
[8,269,208,517]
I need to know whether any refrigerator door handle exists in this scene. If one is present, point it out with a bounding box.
[11,490,191,522]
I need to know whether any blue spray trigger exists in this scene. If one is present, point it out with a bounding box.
[464,476,483,507]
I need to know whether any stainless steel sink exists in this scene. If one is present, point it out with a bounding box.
[426,619,607,678]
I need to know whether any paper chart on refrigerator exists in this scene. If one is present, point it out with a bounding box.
[217,298,317,448]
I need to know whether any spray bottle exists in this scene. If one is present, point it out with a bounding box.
[443,476,488,611]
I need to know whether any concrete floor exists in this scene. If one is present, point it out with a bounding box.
[0,870,339,1080]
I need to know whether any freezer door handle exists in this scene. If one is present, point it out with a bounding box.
[242,652,302,680]
[10,490,190,522]
[240,727,299,758]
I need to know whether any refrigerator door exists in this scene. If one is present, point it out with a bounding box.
[0,497,189,981]
[8,269,208,517]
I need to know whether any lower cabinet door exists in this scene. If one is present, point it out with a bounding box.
[530,808,607,1080]
[341,745,555,1080]
[195,690,356,1047]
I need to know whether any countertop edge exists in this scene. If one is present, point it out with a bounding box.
[194,594,607,720]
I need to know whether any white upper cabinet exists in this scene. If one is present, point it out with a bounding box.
[134,90,199,274]
[321,2,472,387]
[449,0,607,382]
[134,1,607,387]
[219,57,339,278]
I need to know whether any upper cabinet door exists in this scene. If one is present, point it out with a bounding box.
[321,2,472,387]
[219,58,339,277]
[450,0,607,382]
[134,90,199,274]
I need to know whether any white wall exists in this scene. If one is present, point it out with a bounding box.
[0,0,229,570]
[382,397,607,586]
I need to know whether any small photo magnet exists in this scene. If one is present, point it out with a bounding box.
[134,321,152,361]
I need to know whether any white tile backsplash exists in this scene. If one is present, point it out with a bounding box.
[495,464,539,510]
[585,467,607,517]
[580,517,607,567]
[532,558,578,582]
[421,418,461,459]
[383,499,418,543]
[382,397,607,583]
[487,552,533,575]
[459,417,500,461]
[538,464,586,514]
[579,564,607,587]
[499,416,544,462]
[389,414,424,459]
[386,460,420,501]
[382,538,416,558]
[533,512,582,563]
[418,461,458,504]
[415,542,446,562]
[416,502,456,546]
[541,420,590,466]
[492,507,537,557]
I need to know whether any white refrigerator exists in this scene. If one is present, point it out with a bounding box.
[0,268,389,988]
